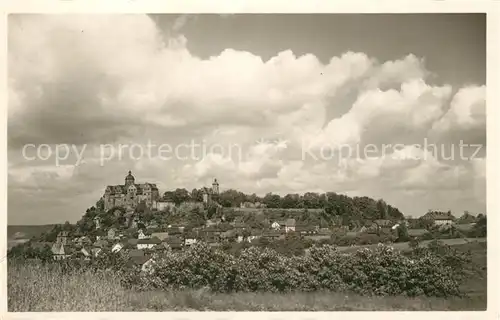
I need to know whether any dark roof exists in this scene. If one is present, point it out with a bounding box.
[129,255,151,265]
[165,236,183,244]
[129,249,144,257]
[94,239,109,248]
[137,237,162,244]
[422,211,456,220]
[408,229,428,237]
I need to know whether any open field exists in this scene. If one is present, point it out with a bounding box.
[7,224,56,239]
[334,237,487,253]
[8,241,487,311]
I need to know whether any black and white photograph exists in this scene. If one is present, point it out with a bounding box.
[5,11,491,312]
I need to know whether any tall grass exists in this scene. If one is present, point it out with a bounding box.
[8,261,128,311]
[8,260,486,311]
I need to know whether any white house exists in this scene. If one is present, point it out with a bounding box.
[93,216,101,229]
[271,221,280,230]
[112,242,124,253]
[141,258,156,274]
[285,219,296,233]
[137,237,161,250]
[185,238,197,246]
[51,242,68,260]
[155,200,176,212]
[138,229,151,240]
[91,248,102,257]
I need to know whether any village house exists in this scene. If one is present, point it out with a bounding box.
[95,229,106,240]
[107,228,119,240]
[220,229,237,242]
[262,230,283,241]
[80,246,92,260]
[137,237,161,250]
[94,238,109,248]
[91,247,102,257]
[205,218,221,228]
[422,211,456,225]
[73,236,92,246]
[151,232,169,241]
[111,242,124,253]
[248,229,262,242]
[295,225,318,235]
[138,229,151,240]
[284,219,296,233]
[164,236,183,250]
[127,249,154,269]
[271,221,280,230]
[51,242,68,260]
[141,257,156,274]
[184,236,197,246]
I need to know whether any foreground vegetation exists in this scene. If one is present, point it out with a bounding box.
[8,241,486,311]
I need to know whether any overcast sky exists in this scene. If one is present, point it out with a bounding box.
[8,14,486,225]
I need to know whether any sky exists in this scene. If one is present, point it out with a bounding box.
[8,14,486,225]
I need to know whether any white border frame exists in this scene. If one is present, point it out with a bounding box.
[1,1,498,320]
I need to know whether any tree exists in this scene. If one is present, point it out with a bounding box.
[376,199,389,219]
[172,188,190,206]
[263,193,281,208]
[95,198,105,212]
[471,214,487,237]
[191,188,204,202]
[282,194,299,209]
[396,224,409,243]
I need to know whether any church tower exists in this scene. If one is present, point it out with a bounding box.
[125,170,135,187]
[212,178,219,195]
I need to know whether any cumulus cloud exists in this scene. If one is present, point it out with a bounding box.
[7,14,487,224]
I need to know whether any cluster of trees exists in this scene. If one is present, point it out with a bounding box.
[160,188,404,225]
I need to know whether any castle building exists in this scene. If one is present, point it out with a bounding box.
[103,171,160,211]
[203,178,220,206]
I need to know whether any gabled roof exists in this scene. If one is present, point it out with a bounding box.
[129,249,144,257]
[129,255,151,265]
[94,239,109,248]
[408,229,428,237]
[137,237,162,245]
[165,236,183,244]
[422,211,456,220]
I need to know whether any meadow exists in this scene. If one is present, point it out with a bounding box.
[7,241,486,311]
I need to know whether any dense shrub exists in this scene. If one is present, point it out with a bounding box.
[122,242,465,297]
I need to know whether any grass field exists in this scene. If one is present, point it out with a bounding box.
[7,241,487,311]
[333,237,487,253]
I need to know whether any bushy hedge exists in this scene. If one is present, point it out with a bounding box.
[122,242,464,297]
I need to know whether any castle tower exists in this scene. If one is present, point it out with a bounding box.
[125,170,135,187]
[212,178,219,195]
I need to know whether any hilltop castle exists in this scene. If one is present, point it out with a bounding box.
[103,171,160,211]
[103,171,221,212]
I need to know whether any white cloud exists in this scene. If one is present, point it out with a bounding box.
[7,14,487,223]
